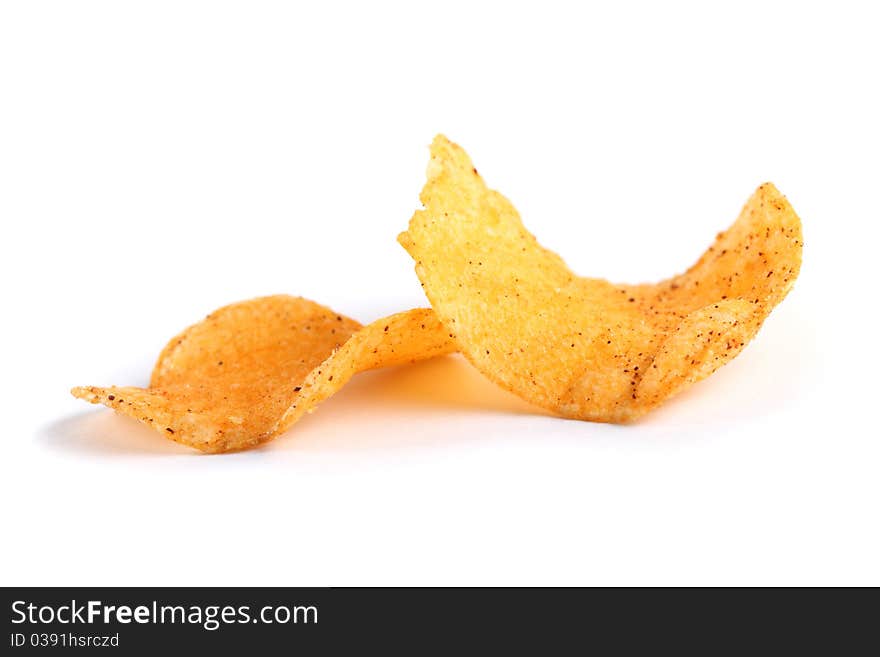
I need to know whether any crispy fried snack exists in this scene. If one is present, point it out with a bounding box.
[399,136,802,421]
[72,296,454,452]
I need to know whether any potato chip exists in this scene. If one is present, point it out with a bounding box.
[399,135,802,422]
[72,296,454,452]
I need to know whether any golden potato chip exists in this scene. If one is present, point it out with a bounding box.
[72,296,454,452]
[399,135,802,422]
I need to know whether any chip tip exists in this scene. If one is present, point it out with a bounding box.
[757,181,783,198]
[752,181,802,239]
[70,386,99,403]
[425,134,478,186]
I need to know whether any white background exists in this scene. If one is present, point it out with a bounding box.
[2,1,877,586]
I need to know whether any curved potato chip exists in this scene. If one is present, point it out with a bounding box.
[72,296,454,452]
[399,135,802,422]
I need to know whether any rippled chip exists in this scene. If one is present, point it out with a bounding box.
[399,136,802,422]
[72,296,454,452]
